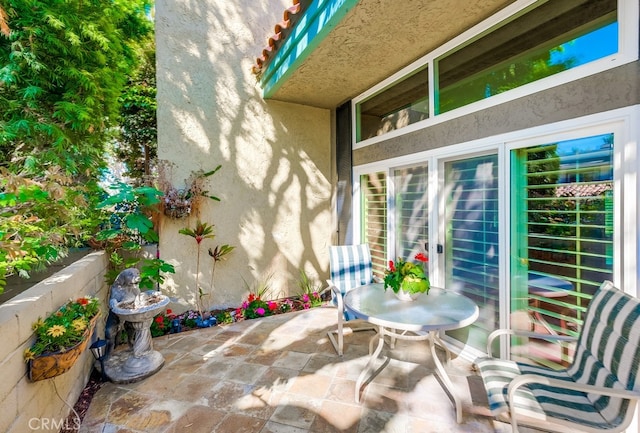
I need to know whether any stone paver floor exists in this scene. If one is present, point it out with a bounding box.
[80,306,533,433]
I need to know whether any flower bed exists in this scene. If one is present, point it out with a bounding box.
[149,291,327,337]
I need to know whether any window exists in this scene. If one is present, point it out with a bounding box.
[353,0,633,148]
[510,133,614,367]
[356,66,429,143]
[360,172,388,278]
[393,165,430,263]
[436,0,617,114]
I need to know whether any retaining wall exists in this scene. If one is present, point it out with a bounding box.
[0,251,109,433]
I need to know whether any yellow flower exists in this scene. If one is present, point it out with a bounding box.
[23,349,35,363]
[46,325,67,337]
[71,318,87,332]
[32,318,45,331]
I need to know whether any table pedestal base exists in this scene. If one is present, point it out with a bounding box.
[355,326,463,423]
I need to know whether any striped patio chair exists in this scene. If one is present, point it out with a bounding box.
[475,281,640,433]
[326,244,377,356]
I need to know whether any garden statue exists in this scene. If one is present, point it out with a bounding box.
[105,268,140,356]
[103,268,170,383]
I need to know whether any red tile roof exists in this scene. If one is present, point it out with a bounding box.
[252,0,308,77]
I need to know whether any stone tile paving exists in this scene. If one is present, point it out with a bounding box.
[79,306,537,433]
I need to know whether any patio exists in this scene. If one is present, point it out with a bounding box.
[79,306,531,433]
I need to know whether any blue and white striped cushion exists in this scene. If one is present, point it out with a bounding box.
[329,245,374,320]
[476,281,640,431]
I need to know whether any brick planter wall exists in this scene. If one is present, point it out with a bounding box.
[0,251,108,433]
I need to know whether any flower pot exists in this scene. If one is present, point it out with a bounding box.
[28,316,98,381]
[394,278,430,302]
[394,288,421,302]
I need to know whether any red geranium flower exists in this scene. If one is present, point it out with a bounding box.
[76,297,89,306]
[414,253,428,263]
[388,260,396,272]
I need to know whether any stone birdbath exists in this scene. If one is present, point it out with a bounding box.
[103,291,170,383]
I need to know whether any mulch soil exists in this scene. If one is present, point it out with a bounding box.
[59,370,104,433]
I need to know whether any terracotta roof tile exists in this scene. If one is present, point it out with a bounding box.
[252,0,307,77]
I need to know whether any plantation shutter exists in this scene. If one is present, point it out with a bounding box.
[444,154,500,351]
[512,134,614,342]
[360,172,387,278]
[394,165,429,262]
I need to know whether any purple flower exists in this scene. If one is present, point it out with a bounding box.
[242,301,249,309]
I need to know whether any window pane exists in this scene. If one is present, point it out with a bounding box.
[436,0,617,114]
[360,172,387,278]
[444,155,499,351]
[357,66,429,142]
[510,133,614,367]
[393,165,429,265]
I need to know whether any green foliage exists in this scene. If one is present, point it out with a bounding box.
[97,182,175,287]
[0,167,102,291]
[0,0,153,177]
[383,253,430,295]
[296,269,322,297]
[24,296,100,360]
[0,1,153,292]
[114,37,157,183]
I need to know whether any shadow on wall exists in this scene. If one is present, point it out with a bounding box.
[156,0,332,309]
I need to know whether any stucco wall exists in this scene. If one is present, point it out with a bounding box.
[0,252,109,433]
[155,0,332,311]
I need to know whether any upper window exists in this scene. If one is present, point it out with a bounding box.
[356,66,429,142]
[354,0,630,146]
[436,0,617,114]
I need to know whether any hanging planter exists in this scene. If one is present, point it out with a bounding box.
[24,297,101,382]
[28,316,98,381]
[163,202,192,219]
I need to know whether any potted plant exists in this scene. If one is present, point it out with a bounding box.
[23,296,101,381]
[158,160,221,219]
[383,253,430,301]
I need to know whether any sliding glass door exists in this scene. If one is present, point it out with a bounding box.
[442,154,499,351]
[510,134,614,366]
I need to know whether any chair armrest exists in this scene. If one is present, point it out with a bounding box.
[487,328,577,356]
[506,374,640,433]
[508,374,640,401]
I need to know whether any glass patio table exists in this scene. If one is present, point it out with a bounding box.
[343,283,479,423]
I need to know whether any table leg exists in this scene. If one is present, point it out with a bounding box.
[429,331,463,423]
[355,325,388,403]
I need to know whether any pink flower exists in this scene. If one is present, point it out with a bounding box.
[268,302,278,311]
[302,294,310,302]
[256,307,265,316]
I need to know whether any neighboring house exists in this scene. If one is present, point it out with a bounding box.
[157,0,639,370]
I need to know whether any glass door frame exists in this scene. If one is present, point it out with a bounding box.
[352,106,639,361]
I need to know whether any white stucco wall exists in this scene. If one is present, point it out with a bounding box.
[155,0,333,311]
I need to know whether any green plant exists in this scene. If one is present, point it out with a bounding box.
[96,182,175,288]
[0,167,102,292]
[297,269,322,297]
[159,162,222,218]
[208,244,234,291]
[384,253,430,295]
[179,220,215,317]
[24,297,100,361]
[215,310,234,324]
